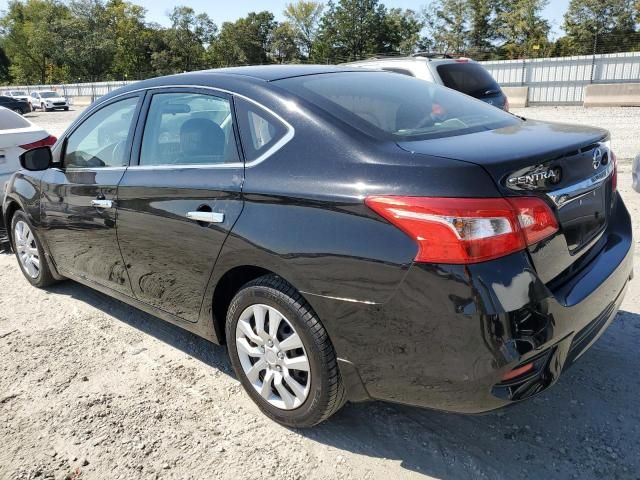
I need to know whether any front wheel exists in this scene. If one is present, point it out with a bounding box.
[11,211,57,287]
[226,275,345,428]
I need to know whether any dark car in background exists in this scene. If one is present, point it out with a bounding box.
[3,66,633,427]
[347,53,510,111]
[0,95,31,114]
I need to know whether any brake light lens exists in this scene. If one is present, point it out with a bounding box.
[365,196,558,264]
[19,134,57,151]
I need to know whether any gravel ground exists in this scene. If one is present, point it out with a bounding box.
[1,107,639,480]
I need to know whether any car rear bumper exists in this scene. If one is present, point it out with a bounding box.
[311,195,634,412]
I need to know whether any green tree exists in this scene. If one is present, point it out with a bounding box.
[209,11,276,66]
[563,0,638,54]
[155,6,216,73]
[467,0,499,58]
[383,8,423,55]
[59,0,118,82]
[106,0,152,80]
[283,1,324,58]
[497,0,551,58]
[271,22,300,63]
[314,0,388,62]
[0,0,70,83]
[421,0,469,54]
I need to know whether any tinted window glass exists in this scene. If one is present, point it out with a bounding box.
[276,71,517,141]
[139,92,238,166]
[436,63,500,98]
[64,97,138,168]
[235,98,288,162]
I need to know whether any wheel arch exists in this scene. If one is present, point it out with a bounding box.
[209,264,301,345]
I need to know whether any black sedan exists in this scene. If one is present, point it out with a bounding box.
[0,95,31,114]
[3,66,633,427]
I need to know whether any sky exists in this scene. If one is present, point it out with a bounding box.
[0,0,572,38]
[138,0,572,38]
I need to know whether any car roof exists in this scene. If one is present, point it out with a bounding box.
[99,65,377,103]
[345,56,478,66]
[201,64,366,81]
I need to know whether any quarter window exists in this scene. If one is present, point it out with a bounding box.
[139,92,239,166]
[64,96,139,168]
[235,98,289,162]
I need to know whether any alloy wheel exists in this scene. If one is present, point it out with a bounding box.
[14,220,40,278]
[235,304,311,410]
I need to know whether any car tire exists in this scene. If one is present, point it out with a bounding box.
[12,107,23,115]
[64,107,69,111]
[11,211,57,288]
[226,274,346,428]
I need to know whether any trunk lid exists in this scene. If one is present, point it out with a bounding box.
[398,119,616,282]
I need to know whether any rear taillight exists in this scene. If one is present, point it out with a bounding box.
[611,150,618,193]
[365,196,559,264]
[19,134,57,150]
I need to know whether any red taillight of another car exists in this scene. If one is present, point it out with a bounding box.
[19,134,57,151]
[365,196,559,264]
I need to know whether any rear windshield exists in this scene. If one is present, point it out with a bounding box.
[275,71,517,141]
[0,109,31,129]
[10,91,26,96]
[436,63,501,98]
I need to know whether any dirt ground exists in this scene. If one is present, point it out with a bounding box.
[1,107,639,480]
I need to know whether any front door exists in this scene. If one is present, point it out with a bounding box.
[116,89,244,322]
[40,95,142,295]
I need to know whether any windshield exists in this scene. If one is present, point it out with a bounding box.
[436,63,501,98]
[275,71,517,141]
[40,91,58,98]
[10,91,26,96]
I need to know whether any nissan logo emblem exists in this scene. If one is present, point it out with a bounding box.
[593,148,603,170]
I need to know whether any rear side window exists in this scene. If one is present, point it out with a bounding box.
[436,63,500,98]
[234,98,289,162]
[139,92,239,166]
[276,71,516,141]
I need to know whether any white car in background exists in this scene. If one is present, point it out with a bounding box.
[3,90,30,102]
[29,90,70,112]
[0,107,56,195]
[0,107,55,246]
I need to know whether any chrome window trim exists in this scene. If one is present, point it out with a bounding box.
[72,84,295,170]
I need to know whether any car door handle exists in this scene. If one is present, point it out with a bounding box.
[186,211,225,223]
[91,199,113,209]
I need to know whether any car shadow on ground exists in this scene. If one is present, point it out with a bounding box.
[47,280,640,480]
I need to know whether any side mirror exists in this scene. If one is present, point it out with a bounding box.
[20,146,52,171]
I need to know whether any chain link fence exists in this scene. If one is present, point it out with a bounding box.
[481,51,640,104]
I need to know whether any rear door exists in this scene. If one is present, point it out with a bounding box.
[116,88,244,322]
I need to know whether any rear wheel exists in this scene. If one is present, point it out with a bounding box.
[11,211,57,287]
[226,274,345,427]
[12,107,23,115]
